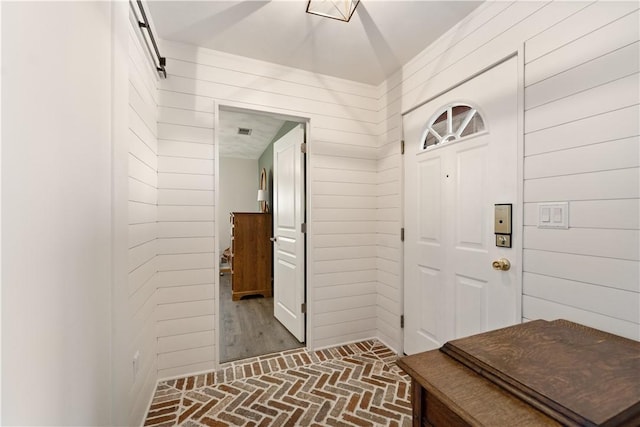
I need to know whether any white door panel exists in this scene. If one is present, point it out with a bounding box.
[455,275,488,338]
[403,57,520,355]
[456,144,488,248]
[417,157,442,242]
[273,124,306,342]
[417,266,443,349]
[277,147,296,228]
[276,259,297,314]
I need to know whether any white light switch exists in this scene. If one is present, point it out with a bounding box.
[538,202,569,229]
[541,208,550,222]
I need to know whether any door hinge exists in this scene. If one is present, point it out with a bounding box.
[301,142,307,154]
[301,223,307,233]
[400,315,405,329]
[301,303,307,314]
[401,228,405,242]
[401,140,405,155]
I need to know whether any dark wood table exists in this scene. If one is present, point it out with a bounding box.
[397,320,640,427]
[398,349,560,426]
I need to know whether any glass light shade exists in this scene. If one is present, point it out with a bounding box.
[257,189,267,202]
[306,0,360,22]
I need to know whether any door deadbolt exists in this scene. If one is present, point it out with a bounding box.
[492,258,511,271]
[494,204,512,248]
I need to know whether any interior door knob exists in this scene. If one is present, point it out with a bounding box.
[492,258,511,271]
[270,237,277,243]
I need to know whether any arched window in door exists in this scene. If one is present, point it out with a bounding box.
[421,104,486,150]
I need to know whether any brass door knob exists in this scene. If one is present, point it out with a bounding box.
[492,258,511,271]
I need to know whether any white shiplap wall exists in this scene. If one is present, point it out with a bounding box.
[522,3,639,338]
[377,0,640,350]
[154,39,381,378]
[127,14,160,423]
[375,90,403,351]
[156,75,216,379]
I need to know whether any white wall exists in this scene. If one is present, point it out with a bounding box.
[377,0,640,350]
[2,2,164,424]
[1,2,113,424]
[125,7,161,424]
[0,2,3,421]
[219,157,260,252]
[521,2,639,338]
[155,39,379,378]
[155,49,216,378]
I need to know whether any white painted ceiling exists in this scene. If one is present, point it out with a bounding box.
[147,0,483,86]
[219,109,288,159]
[147,0,483,157]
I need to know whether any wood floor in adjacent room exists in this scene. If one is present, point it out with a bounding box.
[219,273,303,363]
[144,340,411,426]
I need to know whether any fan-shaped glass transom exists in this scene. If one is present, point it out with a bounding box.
[421,104,485,150]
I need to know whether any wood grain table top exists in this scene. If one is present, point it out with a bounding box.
[398,349,561,426]
[440,320,640,427]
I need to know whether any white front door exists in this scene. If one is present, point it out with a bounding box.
[273,124,306,342]
[403,57,520,355]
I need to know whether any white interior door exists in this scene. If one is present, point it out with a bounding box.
[403,57,520,355]
[273,124,306,342]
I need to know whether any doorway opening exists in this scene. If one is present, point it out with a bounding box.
[215,105,308,363]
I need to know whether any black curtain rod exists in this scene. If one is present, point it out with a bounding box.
[133,0,167,78]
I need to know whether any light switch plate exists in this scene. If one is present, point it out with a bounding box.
[538,202,569,229]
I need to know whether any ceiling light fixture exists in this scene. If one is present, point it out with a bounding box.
[306,0,360,22]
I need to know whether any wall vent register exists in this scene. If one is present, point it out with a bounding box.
[421,103,485,150]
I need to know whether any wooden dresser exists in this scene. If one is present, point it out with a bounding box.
[230,212,272,301]
[398,320,640,427]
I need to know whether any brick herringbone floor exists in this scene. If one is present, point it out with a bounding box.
[144,340,411,426]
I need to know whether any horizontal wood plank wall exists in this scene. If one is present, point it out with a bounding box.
[127,17,160,424]
[375,88,403,352]
[522,2,640,339]
[156,45,216,380]
[155,40,380,378]
[377,0,640,351]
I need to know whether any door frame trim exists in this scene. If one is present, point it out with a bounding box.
[400,48,525,353]
[515,46,525,326]
[213,101,311,367]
